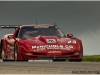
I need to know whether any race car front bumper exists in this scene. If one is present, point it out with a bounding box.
[18,50,82,60]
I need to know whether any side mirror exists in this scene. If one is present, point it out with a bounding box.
[67,34,73,38]
[8,35,15,39]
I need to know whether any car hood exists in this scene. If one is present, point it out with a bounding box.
[20,36,68,45]
[19,36,80,50]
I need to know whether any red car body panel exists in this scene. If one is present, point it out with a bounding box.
[0,24,83,61]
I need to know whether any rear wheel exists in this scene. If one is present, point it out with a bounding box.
[0,42,16,62]
[1,43,8,61]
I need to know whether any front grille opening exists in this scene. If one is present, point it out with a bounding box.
[33,52,47,55]
[40,56,67,60]
[29,56,38,59]
[62,52,74,55]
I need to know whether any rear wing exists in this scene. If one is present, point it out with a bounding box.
[0,25,22,30]
[0,23,57,29]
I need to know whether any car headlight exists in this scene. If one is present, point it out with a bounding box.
[67,40,76,44]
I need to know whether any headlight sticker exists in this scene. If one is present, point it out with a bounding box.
[68,40,76,44]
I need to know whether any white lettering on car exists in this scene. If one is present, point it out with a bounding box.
[32,45,74,50]
[32,46,37,49]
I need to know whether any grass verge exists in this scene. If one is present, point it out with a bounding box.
[83,55,100,62]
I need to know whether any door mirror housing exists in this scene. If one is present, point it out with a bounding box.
[66,34,73,38]
[8,35,16,40]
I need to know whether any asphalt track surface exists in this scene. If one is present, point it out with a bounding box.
[0,60,100,74]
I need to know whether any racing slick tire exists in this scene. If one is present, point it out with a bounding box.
[69,59,82,62]
[52,59,66,62]
[69,51,83,62]
[14,42,28,62]
[14,42,18,61]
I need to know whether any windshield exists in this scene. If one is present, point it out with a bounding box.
[18,26,65,38]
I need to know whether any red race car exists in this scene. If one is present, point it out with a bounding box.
[0,24,83,62]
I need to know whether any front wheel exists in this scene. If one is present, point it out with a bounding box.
[14,42,18,61]
[69,59,82,62]
[14,42,28,62]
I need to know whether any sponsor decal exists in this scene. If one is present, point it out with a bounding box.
[46,39,56,43]
[48,51,61,53]
[34,26,49,28]
[32,45,73,50]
